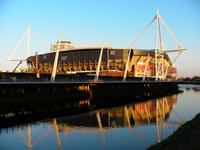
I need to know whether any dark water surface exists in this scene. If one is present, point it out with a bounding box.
[0,84,200,150]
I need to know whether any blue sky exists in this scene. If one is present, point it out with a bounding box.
[0,0,199,77]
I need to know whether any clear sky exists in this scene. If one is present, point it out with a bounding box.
[0,0,199,77]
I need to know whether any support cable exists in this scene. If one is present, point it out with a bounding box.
[7,31,27,61]
[123,16,156,81]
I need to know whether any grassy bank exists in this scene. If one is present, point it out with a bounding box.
[149,113,200,150]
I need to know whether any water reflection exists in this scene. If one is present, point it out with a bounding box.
[53,95,183,146]
[56,95,177,127]
[1,84,200,149]
[0,94,186,150]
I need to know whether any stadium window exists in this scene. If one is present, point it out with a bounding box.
[111,50,115,55]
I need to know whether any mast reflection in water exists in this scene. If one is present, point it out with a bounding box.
[0,85,200,150]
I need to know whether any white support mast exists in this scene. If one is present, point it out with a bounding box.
[155,33,158,80]
[51,34,62,82]
[95,47,104,81]
[26,25,31,58]
[123,9,185,81]
[155,10,159,81]
[143,54,150,81]
[155,9,165,80]
[158,12,165,80]
[123,49,131,81]
[7,25,50,72]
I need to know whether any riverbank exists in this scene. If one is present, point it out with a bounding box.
[149,113,200,150]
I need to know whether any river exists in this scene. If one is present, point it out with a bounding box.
[0,84,200,150]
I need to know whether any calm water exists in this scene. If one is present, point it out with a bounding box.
[0,84,200,150]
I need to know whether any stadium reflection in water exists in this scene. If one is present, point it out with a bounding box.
[0,95,183,149]
[0,86,200,150]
